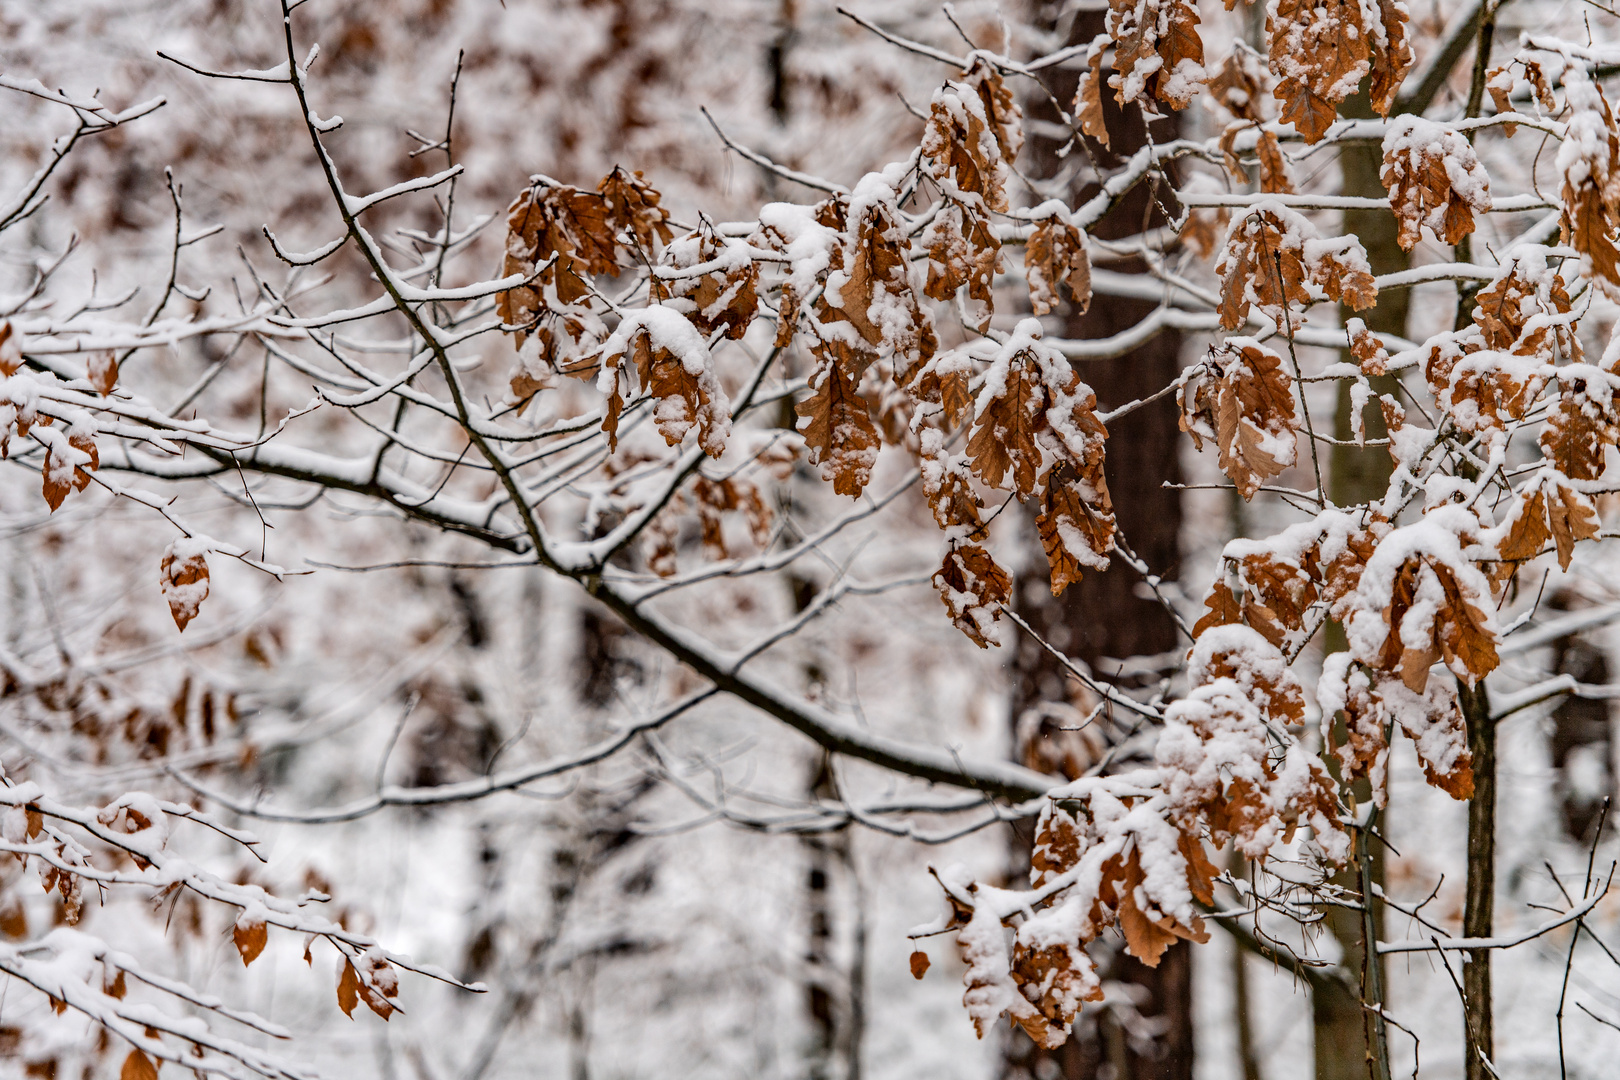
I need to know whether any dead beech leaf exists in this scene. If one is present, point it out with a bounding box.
[910,949,930,979]
[337,958,361,1018]
[88,352,118,396]
[1367,0,1414,117]
[1215,207,1376,331]
[234,917,268,967]
[159,543,210,632]
[1037,466,1115,597]
[922,198,1001,329]
[121,1050,158,1080]
[1073,35,1111,149]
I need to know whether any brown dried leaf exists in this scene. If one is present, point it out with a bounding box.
[121,1050,158,1080]
[1037,467,1115,597]
[1268,0,1369,144]
[1191,582,1242,638]
[1108,0,1206,111]
[923,83,1008,212]
[1347,318,1389,375]
[1368,0,1414,117]
[1026,217,1092,317]
[337,959,361,1018]
[922,199,1001,329]
[1073,37,1111,149]
[1541,374,1620,482]
[234,918,268,967]
[88,352,118,396]
[910,949,931,980]
[597,167,674,255]
[966,352,1044,498]
[1180,341,1300,499]
[0,320,20,376]
[797,342,880,498]
[160,545,210,633]
[1548,480,1601,570]
[1255,131,1294,194]
[1382,119,1490,250]
[933,544,1013,648]
[962,57,1024,166]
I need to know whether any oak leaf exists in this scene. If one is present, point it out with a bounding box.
[1267,0,1369,143]
[1037,465,1115,597]
[1381,117,1491,250]
[922,198,1001,330]
[933,544,1012,648]
[1107,0,1206,111]
[797,341,880,497]
[1025,216,1092,317]
[1179,340,1299,500]
[1215,206,1376,330]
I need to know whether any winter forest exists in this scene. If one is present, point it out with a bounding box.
[15,0,1620,1077]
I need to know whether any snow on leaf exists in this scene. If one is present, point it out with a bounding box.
[1072,35,1111,149]
[1342,507,1499,692]
[1319,655,1473,804]
[1490,471,1600,572]
[922,198,1001,330]
[812,175,935,379]
[1347,318,1389,376]
[1107,0,1207,111]
[87,352,118,396]
[1559,72,1620,295]
[596,308,731,458]
[1179,338,1299,500]
[1367,0,1414,117]
[1267,0,1369,143]
[923,80,1010,213]
[159,539,211,633]
[37,425,98,512]
[1540,364,1620,481]
[1381,116,1491,250]
[1037,463,1115,597]
[234,910,268,967]
[1157,677,1344,861]
[654,221,759,341]
[933,543,1012,648]
[797,340,880,497]
[1215,204,1376,331]
[961,57,1023,168]
[1025,213,1092,317]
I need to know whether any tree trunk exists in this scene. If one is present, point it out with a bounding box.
[1458,679,1495,1080]
[1315,76,1409,1080]
[1005,7,1190,1079]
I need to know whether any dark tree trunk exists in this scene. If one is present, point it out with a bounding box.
[1004,8,1190,1079]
